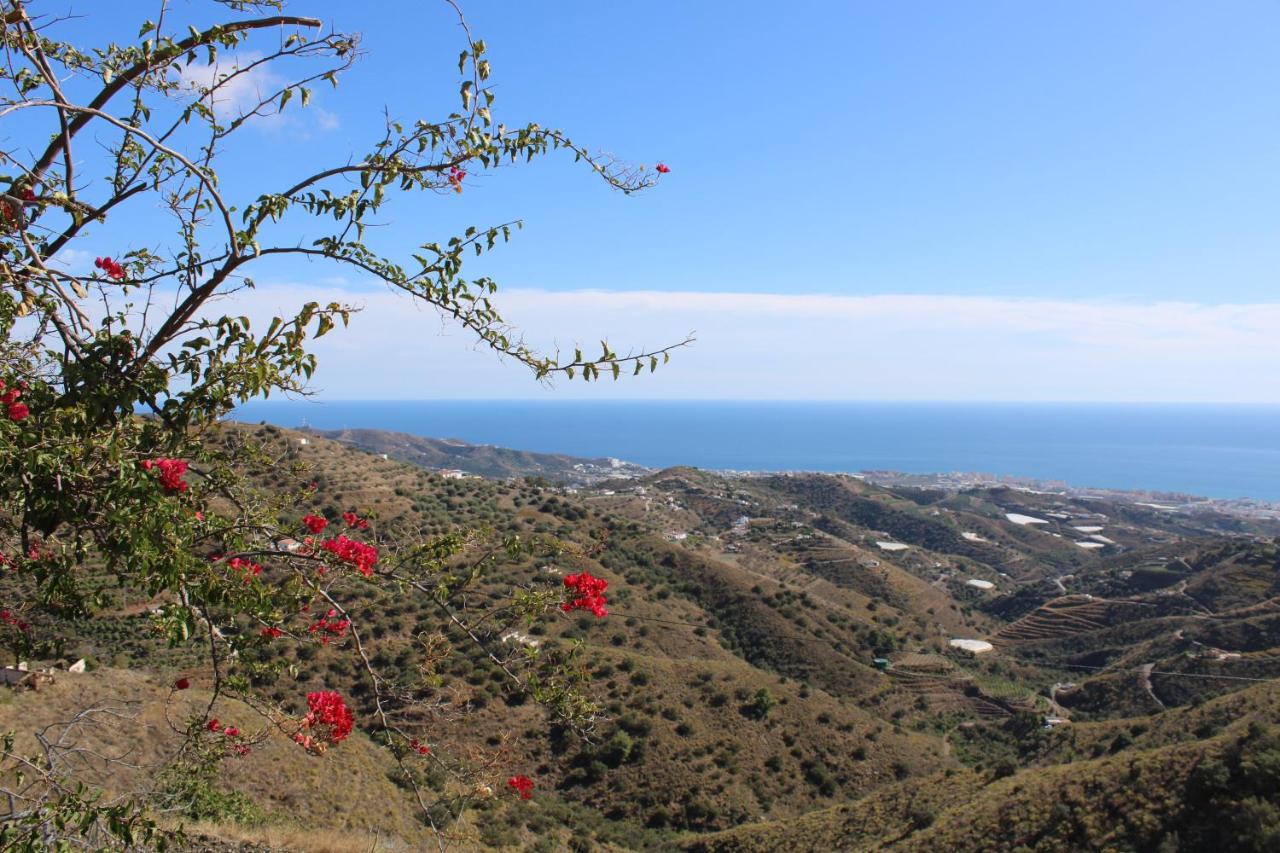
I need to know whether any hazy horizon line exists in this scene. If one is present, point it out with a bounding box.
[238,398,1280,407]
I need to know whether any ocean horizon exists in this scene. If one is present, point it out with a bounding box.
[231,400,1280,502]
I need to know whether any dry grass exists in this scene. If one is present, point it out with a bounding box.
[182,820,388,852]
[0,668,440,850]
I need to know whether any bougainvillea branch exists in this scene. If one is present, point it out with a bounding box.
[0,0,676,845]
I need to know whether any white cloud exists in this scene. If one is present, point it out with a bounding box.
[219,285,1280,402]
[178,53,282,122]
[313,108,341,131]
[44,247,92,272]
[176,55,337,136]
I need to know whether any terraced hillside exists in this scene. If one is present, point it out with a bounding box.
[993,595,1159,643]
[684,681,1280,852]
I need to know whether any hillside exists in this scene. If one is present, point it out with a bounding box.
[0,669,430,850]
[685,681,1280,852]
[304,427,651,485]
[3,423,1278,850]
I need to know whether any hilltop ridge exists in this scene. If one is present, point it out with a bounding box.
[304,426,652,485]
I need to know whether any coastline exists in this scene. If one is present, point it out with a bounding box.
[279,423,1280,523]
[233,400,1280,503]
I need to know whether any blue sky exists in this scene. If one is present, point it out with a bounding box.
[43,2,1280,399]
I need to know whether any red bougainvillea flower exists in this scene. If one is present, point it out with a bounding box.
[207,718,221,732]
[341,511,369,530]
[222,726,240,737]
[295,691,354,750]
[93,256,126,281]
[562,571,609,617]
[1,384,27,422]
[655,162,671,174]
[226,556,263,585]
[260,626,283,639]
[507,775,534,799]
[320,534,378,576]
[409,738,430,756]
[308,609,351,645]
[141,458,189,493]
[448,165,466,193]
[0,611,30,632]
[302,513,328,534]
[174,677,190,690]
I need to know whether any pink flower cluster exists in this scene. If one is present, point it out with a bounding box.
[141,458,188,493]
[320,534,378,577]
[507,775,534,799]
[562,571,608,618]
[226,556,262,584]
[448,165,466,193]
[94,256,126,281]
[308,609,351,645]
[295,690,354,751]
[0,610,30,632]
[0,380,28,422]
[206,717,250,756]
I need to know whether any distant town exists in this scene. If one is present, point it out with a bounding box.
[834,469,1280,522]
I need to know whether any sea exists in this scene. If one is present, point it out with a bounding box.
[231,401,1280,502]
